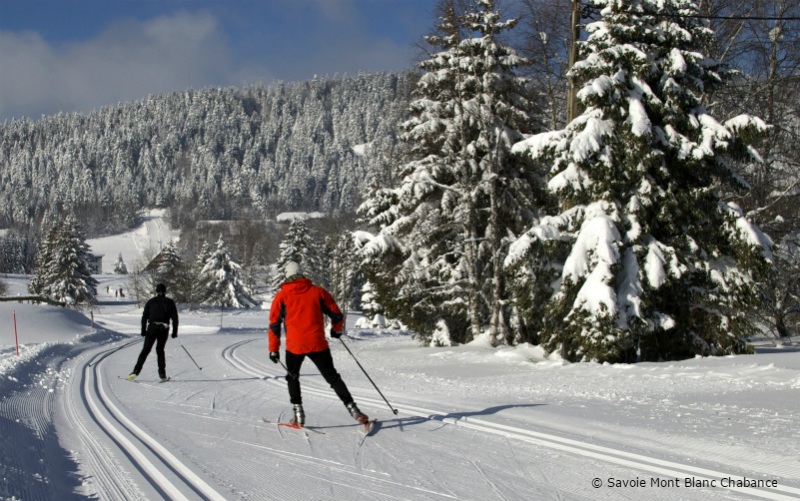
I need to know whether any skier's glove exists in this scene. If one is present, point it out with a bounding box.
[329,328,342,339]
[269,352,280,364]
[141,330,146,337]
[171,332,177,339]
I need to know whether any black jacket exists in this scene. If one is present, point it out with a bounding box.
[142,294,179,335]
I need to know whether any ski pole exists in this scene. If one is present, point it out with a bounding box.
[277,359,298,380]
[13,310,19,356]
[339,337,398,415]
[181,344,202,370]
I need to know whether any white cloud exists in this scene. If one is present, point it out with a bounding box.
[0,11,273,120]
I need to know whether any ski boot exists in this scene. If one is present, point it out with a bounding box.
[289,404,305,427]
[346,402,369,425]
[159,374,169,382]
[126,373,137,381]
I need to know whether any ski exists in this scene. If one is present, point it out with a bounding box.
[118,376,170,383]
[278,423,325,434]
[361,419,377,435]
[262,416,373,435]
[356,419,377,448]
[262,417,325,434]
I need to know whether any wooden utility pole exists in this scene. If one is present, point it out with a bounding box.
[567,0,580,123]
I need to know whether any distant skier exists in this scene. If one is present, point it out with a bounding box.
[268,261,368,427]
[127,283,179,382]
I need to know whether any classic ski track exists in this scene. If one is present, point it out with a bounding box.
[226,337,800,501]
[80,340,228,501]
[64,351,146,500]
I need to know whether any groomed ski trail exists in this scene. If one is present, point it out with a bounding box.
[72,340,228,500]
[225,337,800,501]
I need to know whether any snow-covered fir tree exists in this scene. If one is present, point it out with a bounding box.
[0,231,37,274]
[329,233,364,312]
[144,241,193,302]
[320,235,335,291]
[430,319,454,347]
[28,216,98,305]
[351,231,400,331]
[191,240,214,304]
[198,236,257,308]
[508,0,772,362]
[26,228,56,297]
[153,242,181,281]
[113,253,128,274]
[272,218,323,289]
[359,281,382,324]
[356,281,403,330]
[758,230,800,339]
[358,0,540,345]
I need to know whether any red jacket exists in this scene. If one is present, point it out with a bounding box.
[269,278,344,354]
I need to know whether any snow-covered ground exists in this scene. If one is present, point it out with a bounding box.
[87,208,180,275]
[1,214,799,500]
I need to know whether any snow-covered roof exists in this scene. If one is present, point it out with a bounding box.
[276,212,327,222]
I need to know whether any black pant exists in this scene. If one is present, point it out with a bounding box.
[133,327,169,376]
[285,348,353,406]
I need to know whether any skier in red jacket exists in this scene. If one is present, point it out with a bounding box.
[268,261,368,427]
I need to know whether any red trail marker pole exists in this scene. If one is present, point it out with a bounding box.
[14,309,19,356]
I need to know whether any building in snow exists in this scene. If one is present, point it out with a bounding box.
[87,253,103,274]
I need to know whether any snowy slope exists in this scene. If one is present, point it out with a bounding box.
[1,289,799,500]
[1,215,800,500]
[87,208,180,273]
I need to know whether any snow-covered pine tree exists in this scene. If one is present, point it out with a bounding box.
[28,216,98,305]
[147,241,193,302]
[758,230,800,340]
[0,231,37,274]
[198,236,258,308]
[271,218,323,289]
[329,233,363,312]
[357,5,469,343]
[113,253,128,274]
[153,242,181,282]
[27,226,57,297]
[191,240,214,305]
[458,0,544,344]
[509,0,772,362]
[359,280,401,330]
[357,0,540,345]
[320,235,335,291]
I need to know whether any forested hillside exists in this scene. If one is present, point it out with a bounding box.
[1,0,797,347]
[0,72,414,237]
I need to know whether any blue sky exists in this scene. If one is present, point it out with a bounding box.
[0,0,434,121]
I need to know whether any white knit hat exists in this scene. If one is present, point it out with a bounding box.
[285,261,303,279]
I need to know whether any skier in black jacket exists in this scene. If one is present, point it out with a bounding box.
[127,283,179,381]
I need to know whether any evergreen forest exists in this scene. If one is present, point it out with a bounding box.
[1,0,798,362]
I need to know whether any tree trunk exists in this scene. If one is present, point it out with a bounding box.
[465,189,483,342]
[488,178,504,346]
[776,313,791,338]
